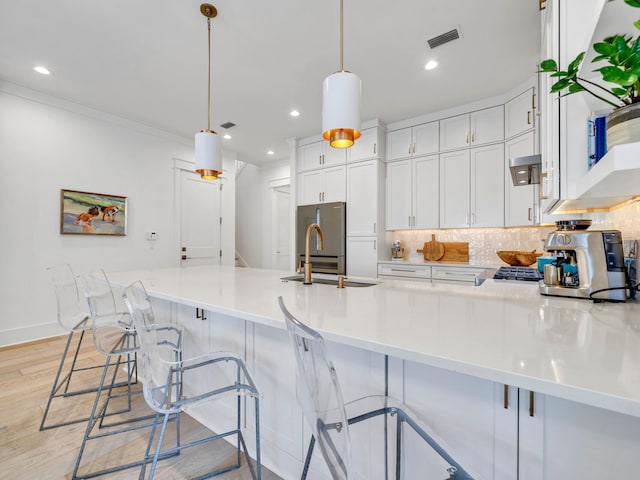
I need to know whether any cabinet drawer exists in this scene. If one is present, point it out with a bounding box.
[431,265,486,283]
[378,263,431,279]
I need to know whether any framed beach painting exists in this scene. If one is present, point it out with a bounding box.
[60,189,127,236]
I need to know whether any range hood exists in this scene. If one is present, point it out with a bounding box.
[509,154,541,186]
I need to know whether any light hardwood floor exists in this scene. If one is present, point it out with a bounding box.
[0,335,282,480]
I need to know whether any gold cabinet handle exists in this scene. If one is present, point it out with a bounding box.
[527,111,532,125]
[529,391,535,417]
[196,308,207,321]
[504,384,509,409]
[373,143,377,154]
[466,131,469,144]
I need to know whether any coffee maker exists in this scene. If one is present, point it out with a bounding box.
[539,228,628,302]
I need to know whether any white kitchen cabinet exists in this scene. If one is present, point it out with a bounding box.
[377,262,431,280]
[431,264,487,283]
[471,143,505,227]
[505,131,537,226]
[347,236,378,278]
[297,165,346,205]
[386,121,438,161]
[347,127,380,163]
[297,140,346,172]
[386,155,439,230]
[347,160,380,236]
[439,106,504,151]
[505,87,536,140]
[439,145,504,228]
[439,150,471,228]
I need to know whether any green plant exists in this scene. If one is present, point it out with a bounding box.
[540,0,640,108]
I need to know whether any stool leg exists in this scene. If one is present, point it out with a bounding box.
[39,330,76,430]
[395,414,402,480]
[301,435,315,480]
[147,412,171,480]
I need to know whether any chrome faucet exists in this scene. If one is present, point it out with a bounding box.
[304,223,324,284]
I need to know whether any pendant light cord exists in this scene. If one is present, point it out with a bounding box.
[207,16,212,132]
[339,0,344,71]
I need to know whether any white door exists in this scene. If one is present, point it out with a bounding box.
[322,166,347,203]
[413,155,440,229]
[471,143,505,227]
[273,186,291,271]
[505,88,535,139]
[470,105,505,145]
[346,236,377,278]
[298,170,323,205]
[440,113,470,151]
[439,150,470,228]
[412,122,440,156]
[386,127,413,161]
[386,159,412,230]
[180,169,221,265]
[347,160,377,236]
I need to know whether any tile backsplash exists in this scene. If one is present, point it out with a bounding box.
[389,199,639,267]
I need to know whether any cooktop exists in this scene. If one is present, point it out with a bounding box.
[493,266,543,282]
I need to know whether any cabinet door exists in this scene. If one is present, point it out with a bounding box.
[505,88,535,139]
[348,128,379,162]
[386,160,412,230]
[413,122,439,156]
[386,127,413,161]
[471,105,504,146]
[298,141,324,171]
[413,155,439,229]
[347,161,378,236]
[323,144,347,167]
[471,143,505,227]
[323,165,346,203]
[439,150,470,228]
[439,113,470,151]
[298,170,323,205]
[346,236,377,277]
[505,132,536,226]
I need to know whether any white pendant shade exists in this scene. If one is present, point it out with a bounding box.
[195,130,222,180]
[322,70,361,148]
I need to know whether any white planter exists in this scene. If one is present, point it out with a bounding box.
[606,103,640,149]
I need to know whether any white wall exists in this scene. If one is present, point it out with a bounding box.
[0,82,234,346]
[236,159,290,269]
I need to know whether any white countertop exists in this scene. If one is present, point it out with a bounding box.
[107,265,640,418]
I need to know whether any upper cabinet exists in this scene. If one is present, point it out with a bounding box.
[297,140,346,172]
[386,122,439,162]
[439,106,504,152]
[540,0,640,212]
[348,127,381,163]
[505,88,536,140]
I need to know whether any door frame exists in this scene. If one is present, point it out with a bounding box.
[269,176,291,270]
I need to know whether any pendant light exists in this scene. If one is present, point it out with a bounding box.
[322,0,361,149]
[195,3,222,180]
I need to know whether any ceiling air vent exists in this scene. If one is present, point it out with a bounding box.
[220,122,236,129]
[426,27,461,49]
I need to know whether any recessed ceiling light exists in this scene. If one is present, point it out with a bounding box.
[290,110,300,117]
[424,60,438,71]
[267,150,274,155]
[223,134,231,140]
[34,66,51,75]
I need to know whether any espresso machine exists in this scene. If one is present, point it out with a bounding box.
[539,228,629,302]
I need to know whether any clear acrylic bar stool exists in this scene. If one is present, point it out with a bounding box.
[278,296,479,480]
[40,264,109,430]
[123,280,262,480]
[72,270,166,480]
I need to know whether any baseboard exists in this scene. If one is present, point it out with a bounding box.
[0,321,65,348]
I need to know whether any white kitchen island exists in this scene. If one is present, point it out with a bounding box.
[107,265,640,480]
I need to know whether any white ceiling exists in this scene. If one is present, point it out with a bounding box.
[0,0,541,165]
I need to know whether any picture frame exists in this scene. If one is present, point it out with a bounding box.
[60,189,127,236]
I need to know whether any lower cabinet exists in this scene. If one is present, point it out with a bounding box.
[347,236,378,278]
[171,304,640,480]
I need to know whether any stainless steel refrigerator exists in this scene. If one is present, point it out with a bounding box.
[296,202,346,275]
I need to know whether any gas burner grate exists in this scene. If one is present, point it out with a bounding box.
[493,266,543,282]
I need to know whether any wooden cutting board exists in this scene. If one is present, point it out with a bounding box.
[439,242,469,263]
[417,234,445,261]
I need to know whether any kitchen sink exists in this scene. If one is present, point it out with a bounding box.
[280,275,378,287]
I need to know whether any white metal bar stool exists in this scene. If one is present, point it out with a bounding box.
[40,264,119,431]
[72,270,168,480]
[278,296,479,480]
[123,280,262,480]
